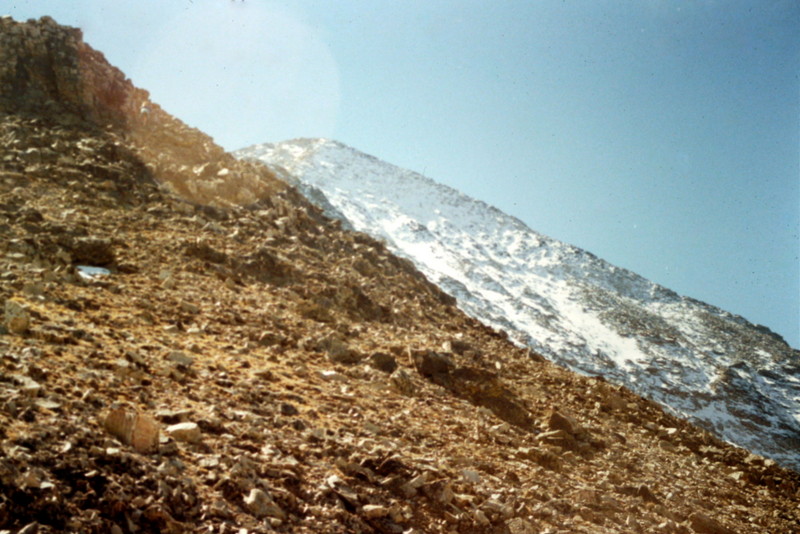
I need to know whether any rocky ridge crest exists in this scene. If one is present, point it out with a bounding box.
[0,15,798,534]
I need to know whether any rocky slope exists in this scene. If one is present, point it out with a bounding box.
[236,137,800,473]
[1,15,799,534]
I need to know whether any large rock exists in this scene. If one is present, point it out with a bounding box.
[103,404,160,454]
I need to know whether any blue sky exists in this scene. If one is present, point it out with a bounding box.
[7,1,799,347]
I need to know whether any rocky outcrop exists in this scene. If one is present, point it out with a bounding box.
[0,15,283,207]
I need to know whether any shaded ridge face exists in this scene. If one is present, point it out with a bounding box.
[3,15,800,534]
[0,15,284,207]
[237,138,800,472]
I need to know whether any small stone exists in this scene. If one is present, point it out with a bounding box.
[442,338,472,354]
[209,499,234,518]
[327,474,360,504]
[244,488,285,519]
[253,368,274,380]
[390,369,415,396]
[17,522,39,534]
[167,351,195,367]
[411,349,453,377]
[367,352,398,373]
[166,422,202,443]
[362,504,390,519]
[18,468,48,489]
[4,299,30,335]
[461,469,481,484]
[602,391,628,411]
[179,301,200,314]
[16,375,42,397]
[547,411,581,436]
[33,398,61,411]
[637,484,660,504]
[407,472,429,489]
[507,518,537,534]
[257,331,284,347]
[473,509,490,526]
[279,402,299,416]
[659,440,677,452]
[688,512,736,534]
[481,498,513,518]
[323,336,362,364]
[317,369,348,382]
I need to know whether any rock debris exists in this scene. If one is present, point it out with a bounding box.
[0,14,798,534]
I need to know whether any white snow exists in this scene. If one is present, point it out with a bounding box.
[235,137,800,472]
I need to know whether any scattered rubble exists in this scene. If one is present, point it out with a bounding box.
[0,14,797,534]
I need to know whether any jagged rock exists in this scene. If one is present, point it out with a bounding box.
[243,488,285,519]
[326,474,360,506]
[481,497,513,518]
[183,241,227,264]
[179,300,199,314]
[411,349,454,377]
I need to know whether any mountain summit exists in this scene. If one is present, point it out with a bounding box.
[237,137,800,472]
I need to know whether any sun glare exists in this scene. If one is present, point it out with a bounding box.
[131,1,340,150]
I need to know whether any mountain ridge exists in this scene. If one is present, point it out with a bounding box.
[3,15,800,534]
[237,137,800,472]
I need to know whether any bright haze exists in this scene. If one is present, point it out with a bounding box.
[7,0,799,347]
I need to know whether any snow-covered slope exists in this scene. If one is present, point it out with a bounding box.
[236,138,800,471]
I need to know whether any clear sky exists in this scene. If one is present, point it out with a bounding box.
[7,1,799,347]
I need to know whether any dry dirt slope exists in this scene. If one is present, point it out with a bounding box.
[0,15,798,534]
